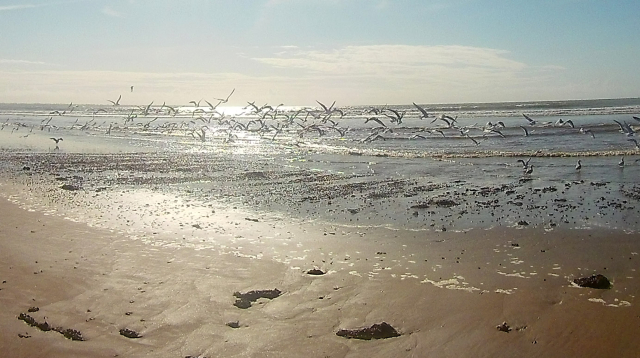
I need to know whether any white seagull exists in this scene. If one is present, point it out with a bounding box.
[107,95,121,106]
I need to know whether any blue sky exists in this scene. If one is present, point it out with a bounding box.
[1,0,639,105]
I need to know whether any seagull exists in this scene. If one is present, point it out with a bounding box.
[523,114,536,125]
[482,127,505,138]
[245,101,261,113]
[107,95,121,106]
[316,100,337,115]
[465,134,481,146]
[433,116,453,128]
[410,134,427,140]
[365,117,387,127]
[618,157,625,167]
[141,101,154,116]
[554,119,575,128]
[517,157,532,169]
[164,104,177,116]
[524,165,533,175]
[413,102,431,119]
[361,133,386,143]
[487,121,506,128]
[433,114,457,125]
[50,137,63,150]
[214,88,235,103]
[579,127,595,138]
[520,126,530,137]
[628,138,640,149]
[204,100,219,111]
[191,127,206,142]
[614,120,635,136]
[575,159,582,171]
[383,108,405,124]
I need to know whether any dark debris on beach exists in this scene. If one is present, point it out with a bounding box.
[336,322,401,340]
[18,312,85,341]
[119,328,142,339]
[233,288,282,309]
[573,274,611,289]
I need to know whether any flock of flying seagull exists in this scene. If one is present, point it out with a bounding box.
[2,89,639,175]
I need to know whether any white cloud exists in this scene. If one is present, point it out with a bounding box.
[253,45,528,76]
[0,46,620,106]
[0,4,37,11]
[0,59,48,65]
[242,44,573,103]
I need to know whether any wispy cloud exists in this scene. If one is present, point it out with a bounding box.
[0,59,49,65]
[0,4,37,11]
[246,44,570,103]
[0,1,87,12]
[0,47,576,105]
[101,6,123,18]
[253,45,528,76]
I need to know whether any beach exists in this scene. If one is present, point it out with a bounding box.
[2,152,640,357]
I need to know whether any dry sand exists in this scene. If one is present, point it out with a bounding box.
[2,183,640,358]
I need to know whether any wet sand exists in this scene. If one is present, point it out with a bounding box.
[2,182,640,357]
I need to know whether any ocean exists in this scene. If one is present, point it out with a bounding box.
[1,97,639,234]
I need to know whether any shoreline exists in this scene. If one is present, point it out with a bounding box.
[1,151,639,235]
[2,178,640,356]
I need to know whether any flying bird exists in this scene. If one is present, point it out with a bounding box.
[50,137,63,150]
[108,95,122,106]
[523,114,536,125]
[523,165,534,175]
[383,108,405,124]
[214,88,236,103]
[579,127,595,138]
[517,157,532,169]
[465,134,481,146]
[365,117,387,127]
[412,102,431,119]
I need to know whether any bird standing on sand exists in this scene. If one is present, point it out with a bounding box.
[618,157,625,168]
[50,137,63,150]
[575,160,582,171]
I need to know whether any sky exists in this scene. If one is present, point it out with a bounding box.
[0,0,639,106]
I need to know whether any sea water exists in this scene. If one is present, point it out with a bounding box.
[1,98,639,232]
